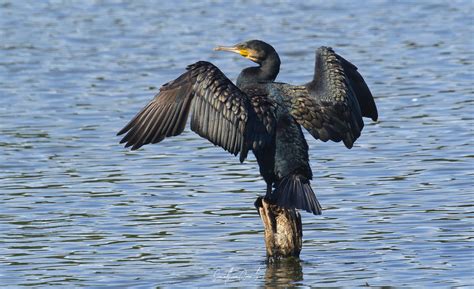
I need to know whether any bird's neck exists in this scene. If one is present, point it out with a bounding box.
[237,54,280,87]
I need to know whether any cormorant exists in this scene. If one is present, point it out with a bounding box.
[117,40,378,215]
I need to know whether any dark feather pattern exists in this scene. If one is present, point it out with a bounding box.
[270,174,322,215]
[335,54,378,121]
[117,61,276,162]
[274,46,377,149]
[118,40,378,217]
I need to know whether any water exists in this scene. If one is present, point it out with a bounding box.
[1,0,473,287]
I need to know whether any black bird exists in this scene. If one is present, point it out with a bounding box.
[117,40,378,215]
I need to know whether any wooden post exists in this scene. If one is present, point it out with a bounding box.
[255,197,302,261]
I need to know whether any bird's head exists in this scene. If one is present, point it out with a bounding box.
[214,40,277,65]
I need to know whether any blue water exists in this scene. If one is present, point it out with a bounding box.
[1,0,473,287]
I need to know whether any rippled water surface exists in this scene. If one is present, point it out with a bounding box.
[1,0,473,287]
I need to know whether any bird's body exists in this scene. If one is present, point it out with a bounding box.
[236,71,318,214]
[117,40,378,215]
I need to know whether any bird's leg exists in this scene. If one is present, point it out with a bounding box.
[256,182,273,214]
[265,182,275,201]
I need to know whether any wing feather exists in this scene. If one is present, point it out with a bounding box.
[117,61,273,161]
[279,47,378,148]
[336,54,378,121]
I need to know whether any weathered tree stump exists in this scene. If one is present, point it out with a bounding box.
[255,197,302,261]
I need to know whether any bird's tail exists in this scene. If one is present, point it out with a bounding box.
[269,174,322,215]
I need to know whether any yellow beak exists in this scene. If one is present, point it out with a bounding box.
[214,45,248,57]
[214,45,259,62]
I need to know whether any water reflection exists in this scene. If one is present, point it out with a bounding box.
[264,259,303,288]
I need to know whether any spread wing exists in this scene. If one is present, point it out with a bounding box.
[283,46,378,148]
[335,51,378,122]
[117,61,274,162]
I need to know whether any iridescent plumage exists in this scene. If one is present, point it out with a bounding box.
[118,40,378,215]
